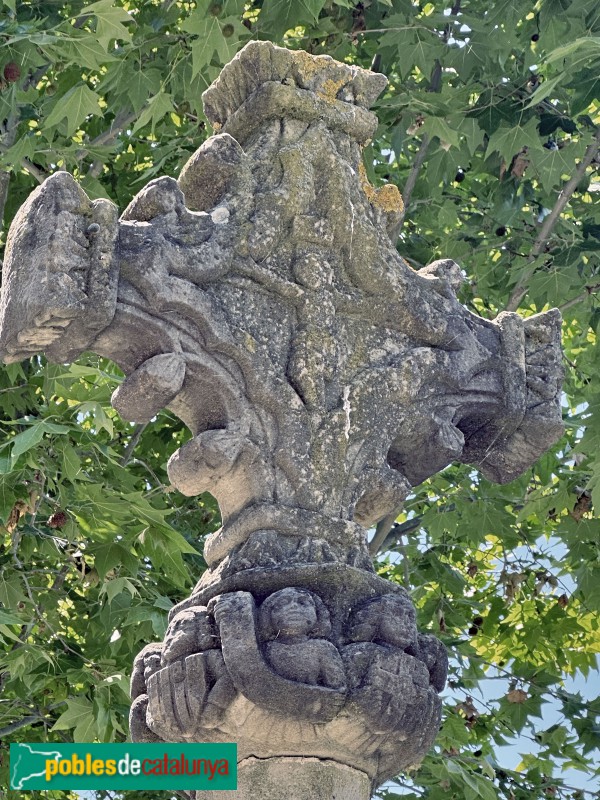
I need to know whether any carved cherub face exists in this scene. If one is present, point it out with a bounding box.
[144,651,162,681]
[377,601,417,649]
[266,588,318,637]
[131,643,163,699]
[162,607,218,663]
[347,595,418,650]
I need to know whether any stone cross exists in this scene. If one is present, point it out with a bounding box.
[0,41,563,800]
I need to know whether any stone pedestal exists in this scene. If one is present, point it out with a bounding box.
[195,757,370,800]
[0,39,564,798]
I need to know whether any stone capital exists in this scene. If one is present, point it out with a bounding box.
[0,40,564,797]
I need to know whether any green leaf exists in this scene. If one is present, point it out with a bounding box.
[61,35,117,69]
[132,92,176,133]
[545,36,600,70]
[586,462,600,527]
[93,543,123,578]
[159,526,200,555]
[570,75,600,116]
[80,174,112,201]
[422,117,461,150]
[486,118,544,164]
[45,84,103,135]
[78,402,114,436]
[52,698,95,731]
[182,15,247,79]
[80,0,134,49]
[0,135,36,169]
[74,710,98,742]
[379,24,446,77]
[524,73,566,109]
[0,609,23,624]
[42,421,70,434]
[529,140,586,193]
[153,595,174,611]
[137,529,193,589]
[458,118,485,156]
[100,576,139,603]
[10,422,45,458]
[126,69,162,112]
[528,265,578,307]
[0,624,22,643]
[0,575,27,609]
[258,0,326,37]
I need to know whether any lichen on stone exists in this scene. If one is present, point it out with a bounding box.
[317,78,348,104]
[374,183,404,213]
[358,162,404,213]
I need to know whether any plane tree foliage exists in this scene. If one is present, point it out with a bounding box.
[0,0,599,799]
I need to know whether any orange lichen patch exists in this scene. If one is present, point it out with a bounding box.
[358,162,404,213]
[358,162,377,203]
[293,50,330,81]
[317,78,348,104]
[375,183,404,213]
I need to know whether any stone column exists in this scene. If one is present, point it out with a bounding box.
[196,758,371,800]
[0,41,564,799]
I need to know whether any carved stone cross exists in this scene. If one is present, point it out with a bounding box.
[0,41,563,800]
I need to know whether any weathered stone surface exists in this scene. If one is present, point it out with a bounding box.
[112,352,186,423]
[178,133,244,213]
[195,756,371,800]
[130,583,443,787]
[0,172,119,364]
[0,38,564,798]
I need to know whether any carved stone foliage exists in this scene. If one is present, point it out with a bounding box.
[130,584,447,787]
[0,39,564,796]
[0,42,564,552]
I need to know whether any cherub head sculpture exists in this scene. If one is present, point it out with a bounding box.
[258,587,332,641]
[130,642,164,699]
[346,594,418,651]
[162,606,220,664]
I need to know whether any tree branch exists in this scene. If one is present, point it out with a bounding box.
[397,133,430,232]
[0,713,45,736]
[505,129,600,312]
[90,110,138,149]
[398,534,411,588]
[396,2,460,234]
[369,515,422,556]
[21,159,48,184]
[429,61,443,93]
[368,506,403,555]
[0,703,65,737]
[22,63,50,92]
[558,282,600,312]
[0,171,10,230]
[76,109,138,177]
[0,111,19,227]
[0,109,48,188]
[120,423,148,467]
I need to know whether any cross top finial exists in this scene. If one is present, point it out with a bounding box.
[0,41,563,572]
[203,40,388,128]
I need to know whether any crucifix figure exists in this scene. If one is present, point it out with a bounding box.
[0,41,563,800]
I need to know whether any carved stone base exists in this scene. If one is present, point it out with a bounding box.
[194,756,370,800]
[130,563,446,788]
